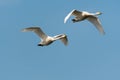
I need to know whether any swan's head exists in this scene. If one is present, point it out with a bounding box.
[96,12,102,15]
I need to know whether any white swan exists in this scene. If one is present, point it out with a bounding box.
[64,9,105,35]
[22,27,68,46]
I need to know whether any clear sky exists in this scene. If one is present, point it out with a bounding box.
[0,0,120,80]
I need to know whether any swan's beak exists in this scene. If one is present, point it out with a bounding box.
[38,44,43,46]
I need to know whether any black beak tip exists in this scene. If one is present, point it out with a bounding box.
[38,44,43,46]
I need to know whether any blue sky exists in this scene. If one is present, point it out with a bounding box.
[0,0,120,80]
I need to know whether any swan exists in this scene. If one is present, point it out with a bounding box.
[22,27,68,46]
[64,9,105,35]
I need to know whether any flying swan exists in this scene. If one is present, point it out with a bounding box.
[22,27,68,46]
[64,9,105,35]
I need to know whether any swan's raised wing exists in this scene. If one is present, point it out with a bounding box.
[22,27,48,39]
[87,16,105,35]
[64,9,82,23]
[64,9,76,23]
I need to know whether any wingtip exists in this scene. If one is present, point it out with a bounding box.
[64,20,66,24]
[21,29,27,32]
[21,29,25,32]
[102,32,106,35]
[65,42,68,46]
[100,31,105,35]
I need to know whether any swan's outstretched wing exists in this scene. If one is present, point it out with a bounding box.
[60,35,68,46]
[64,9,75,23]
[22,27,48,39]
[64,9,82,23]
[87,16,105,35]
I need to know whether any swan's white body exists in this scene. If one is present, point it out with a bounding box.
[22,27,68,46]
[64,9,105,35]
